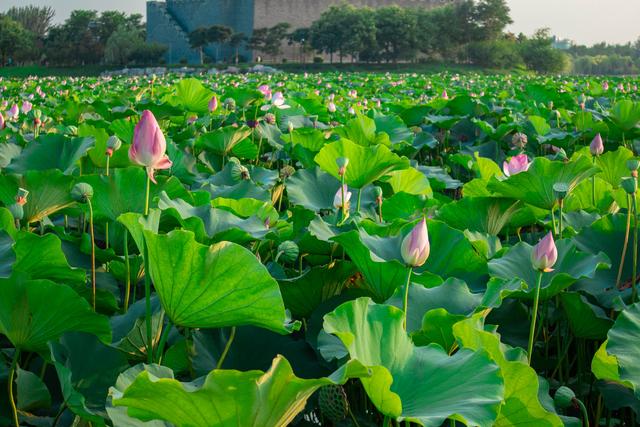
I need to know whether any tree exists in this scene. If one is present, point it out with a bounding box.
[247,28,269,61]
[104,25,143,65]
[188,27,210,65]
[228,32,247,64]
[474,0,512,40]
[0,15,33,66]
[310,4,368,63]
[207,25,233,62]
[374,6,417,63]
[263,23,291,60]
[6,6,55,39]
[288,28,312,63]
[519,28,569,73]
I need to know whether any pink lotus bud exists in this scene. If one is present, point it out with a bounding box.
[441,90,449,100]
[401,217,430,267]
[503,154,531,177]
[0,113,4,130]
[333,185,351,209]
[258,85,272,99]
[602,81,609,91]
[208,96,218,112]
[348,106,355,115]
[8,104,18,119]
[531,232,558,272]
[328,102,336,113]
[21,101,32,114]
[129,110,172,184]
[590,133,604,156]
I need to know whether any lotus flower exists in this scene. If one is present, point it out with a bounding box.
[503,154,531,177]
[602,81,609,91]
[21,101,32,114]
[129,110,172,184]
[531,232,558,272]
[328,102,337,113]
[333,185,351,209]
[208,95,218,112]
[590,133,604,156]
[0,113,4,130]
[260,91,290,111]
[401,217,430,267]
[258,84,272,99]
[7,104,18,119]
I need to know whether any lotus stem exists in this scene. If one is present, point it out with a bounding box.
[144,175,151,216]
[378,202,383,223]
[123,231,131,312]
[633,192,638,303]
[143,241,153,364]
[527,270,544,365]
[402,268,413,330]
[616,194,632,289]
[341,175,347,220]
[217,326,237,369]
[356,188,362,214]
[8,349,20,427]
[87,198,97,311]
[156,319,172,363]
[575,398,590,427]
[558,199,564,238]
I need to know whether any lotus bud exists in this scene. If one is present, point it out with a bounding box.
[554,386,576,410]
[503,154,531,177]
[277,240,299,264]
[0,113,4,130]
[15,188,29,206]
[230,162,250,181]
[129,110,172,184]
[336,157,349,177]
[288,121,294,133]
[263,113,276,125]
[373,186,383,205]
[531,232,558,272]
[511,132,528,149]
[328,102,337,113]
[71,183,94,203]
[590,133,604,156]
[441,89,449,100]
[21,101,32,114]
[401,217,430,267]
[8,203,24,221]
[208,95,218,112]
[8,104,18,119]
[106,135,122,157]
[333,185,351,209]
[626,159,640,172]
[621,177,637,195]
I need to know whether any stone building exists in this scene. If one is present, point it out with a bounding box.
[147,0,454,64]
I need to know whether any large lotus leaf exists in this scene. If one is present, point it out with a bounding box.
[488,239,609,300]
[609,100,640,131]
[16,367,51,411]
[595,146,634,189]
[323,298,504,426]
[382,167,433,197]
[487,156,599,210]
[286,167,341,211]
[10,231,86,285]
[334,114,385,146]
[167,78,215,114]
[0,141,21,169]
[560,292,613,339]
[158,192,268,243]
[601,302,640,398]
[80,123,132,169]
[563,176,615,212]
[437,197,526,235]
[0,231,14,278]
[211,197,277,223]
[6,134,94,174]
[112,355,368,427]
[0,275,111,351]
[196,126,253,157]
[143,229,291,333]
[372,111,413,144]
[0,170,75,224]
[82,168,190,221]
[453,316,563,426]
[314,138,410,188]
[278,262,357,318]
[573,214,636,306]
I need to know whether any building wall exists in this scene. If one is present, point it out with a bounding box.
[147,0,453,64]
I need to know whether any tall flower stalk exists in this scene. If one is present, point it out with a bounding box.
[400,217,430,330]
[72,183,96,310]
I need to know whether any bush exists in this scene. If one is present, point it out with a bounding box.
[518,29,569,73]
[313,56,324,63]
[467,39,522,69]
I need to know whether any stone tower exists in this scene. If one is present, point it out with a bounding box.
[147,0,454,64]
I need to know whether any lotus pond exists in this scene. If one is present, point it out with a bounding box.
[1,72,640,426]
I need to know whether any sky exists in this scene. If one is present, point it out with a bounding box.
[2,0,640,46]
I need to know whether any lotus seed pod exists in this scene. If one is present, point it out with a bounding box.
[67,125,78,136]
[228,157,241,166]
[621,177,638,195]
[336,157,349,176]
[511,132,528,149]
[263,113,276,125]
[318,385,349,423]
[8,203,23,221]
[626,159,640,172]
[553,182,569,200]
[277,241,299,264]
[15,188,29,206]
[223,98,236,110]
[71,183,94,203]
[279,165,295,180]
[554,386,576,410]
[230,162,250,182]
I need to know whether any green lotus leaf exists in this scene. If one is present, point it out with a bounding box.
[528,115,551,136]
[600,302,640,398]
[372,111,413,144]
[453,316,563,426]
[314,138,410,188]
[143,229,291,333]
[488,239,610,300]
[334,114,387,146]
[594,146,634,189]
[382,167,433,197]
[166,77,215,114]
[80,123,131,169]
[487,156,599,210]
[16,367,51,411]
[112,355,369,427]
[411,308,465,351]
[609,100,640,132]
[196,126,253,157]
[0,141,21,169]
[0,170,75,224]
[278,262,357,317]
[0,275,111,351]
[437,197,526,235]
[211,197,278,225]
[287,167,341,211]
[324,298,504,426]
[6,134,94,174]
[560,292,613,339]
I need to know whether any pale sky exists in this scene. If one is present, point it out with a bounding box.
[2,0,640,46]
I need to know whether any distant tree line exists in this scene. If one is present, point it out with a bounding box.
[567,40,640,75]
[0,6,167,67]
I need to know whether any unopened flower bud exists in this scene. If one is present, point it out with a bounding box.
[71,183,94,203]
